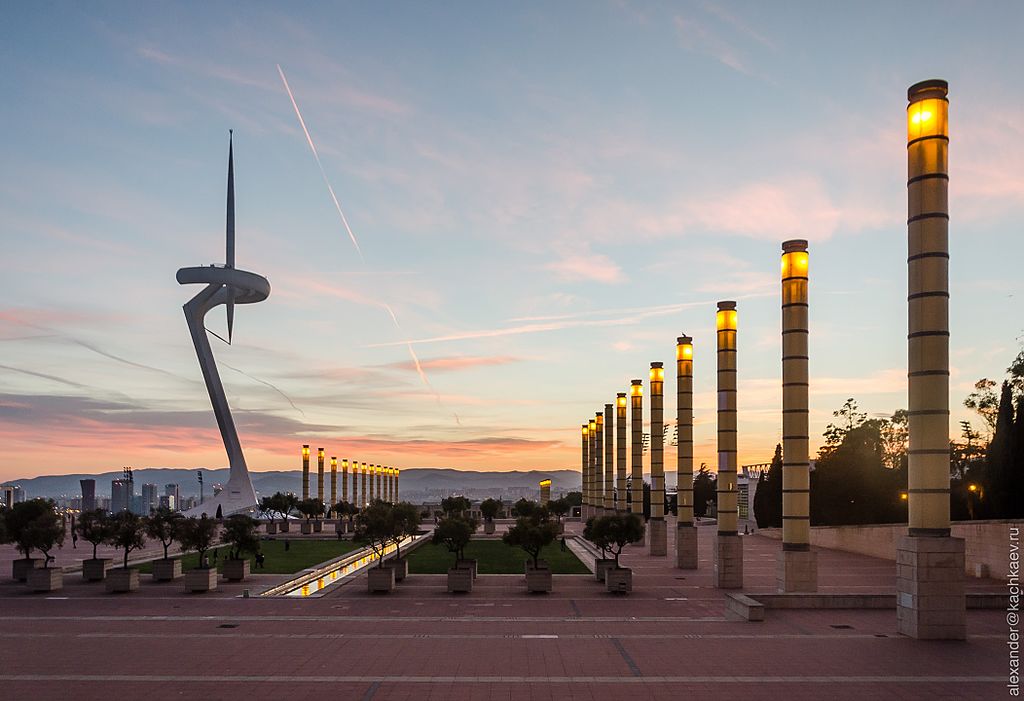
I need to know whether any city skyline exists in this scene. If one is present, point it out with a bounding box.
[2,2,1023,482]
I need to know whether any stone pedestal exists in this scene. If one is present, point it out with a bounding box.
[605,567,632,594]
[12,558,41,582]
[387,557,409,582]
[105,568,139,593]
[279,521,290,533]
[265,522,278,535]
[300,522,312,535]
[82,558,111,582]
[27,567,63,592]
[648,518,667,556]
[713,533,743,589]
[896,535,966,640]
[676,524,698,569]
[312,521,323,533]
[152,558,183,582]
[525,564,552,593]
[367,566,396,593]
[777,548,817,592]
[223,559,250,582]
[456,559,478,580]
[594,558,616,583]
[185,567,217,593]
[447,567,473,593]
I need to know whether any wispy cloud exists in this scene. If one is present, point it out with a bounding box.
[544,245,625,284]
[382,356,521,373]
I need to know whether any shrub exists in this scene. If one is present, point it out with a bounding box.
[76,508,114,560]
[107,511,146,569]
[178,515,218,569]
[145,507,184,560]
[588,513,644,567]
[503,511,557,568]
[221,515,260,561]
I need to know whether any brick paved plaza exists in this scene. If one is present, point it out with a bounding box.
[0,520,1009,701]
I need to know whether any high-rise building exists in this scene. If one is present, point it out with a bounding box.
[80,479,96,511]
[111,479,134,513]
[141,484,158,513]
[164,484,181,510]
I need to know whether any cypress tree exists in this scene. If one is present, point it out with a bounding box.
[985,381,1015,517]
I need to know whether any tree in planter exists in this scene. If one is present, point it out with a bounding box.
[589,513,644,568]
[270,492,299,524]
[178,515,218,569]
[145,507,184,560]
[107,511,146,570]
[441,496,471,518]
[296,497,325,525]
[76,509,114,561]
[3,499,63,564]
[333,500,358,530]
[354,500,397,568]
[221,515,260,562]
[503,512,558,569]
[389,501,421,562]
[432,516,474,570]
[548,498,570,527]
[479,498,501,526]
[582,516,610,559]
[19,501,65,567]
[511,498,546,519]
[258,496,278,526]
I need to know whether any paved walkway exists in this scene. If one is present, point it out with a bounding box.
[0,519,1010,700]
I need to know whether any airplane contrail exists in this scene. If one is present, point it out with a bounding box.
[222,361,305,418]
[277,64,460,426]
[277,64,364,263]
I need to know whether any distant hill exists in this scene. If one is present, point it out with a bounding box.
[5,467,583,501]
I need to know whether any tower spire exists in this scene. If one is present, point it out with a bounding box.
[226,130,236,342]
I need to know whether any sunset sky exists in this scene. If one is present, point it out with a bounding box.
[2,2,1022,483]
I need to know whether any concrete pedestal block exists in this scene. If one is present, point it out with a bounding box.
[185,567,217,592]
[367,566,396,593]
[777,548,817,592]
[594,558,616,583]
[223,559,250,582]
[82,558,111,582]
[525,564,552,593]
[313,521,323,533]
[896,535,966,640]
[384,557,409,582]
[279,521,291,533]
[300,522,313,535]
[266,522,278,535]
[484,521,496,535]
[605,567,632,594]
[648,518,667,556]
[447,567,473,593]
[676,524,698,569]
[105,568,139,593]
[12,558,41,582]
[713,533,743,589]
[27,567,63,592]
[456,559,478,580]
[152,558,183,582]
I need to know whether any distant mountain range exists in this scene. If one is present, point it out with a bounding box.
[5,467,583,501]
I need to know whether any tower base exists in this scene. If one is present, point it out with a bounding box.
[777,548,817,592]
[676,524,698,569]
[896,535,966,640]
[648,517,667,556]
[713,532,743,589]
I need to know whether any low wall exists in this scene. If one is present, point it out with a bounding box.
[759,519,1022,579]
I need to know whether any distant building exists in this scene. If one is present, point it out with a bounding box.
[80,479,96,511]
[158,494,176,510]
[1,484,25,506]
[141,484,158,513]
[164,484,181,510]
[111,478,134,513]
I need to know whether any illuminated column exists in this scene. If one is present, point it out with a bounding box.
[342,459,349,505]
[360,462,368,507]
[630,379,645,545]
[594,411,604,516]
[604,404,614,513]
[778,241,817,592]
[330,456,338,513]
[898,79,964,640]
[588,418,597,519]
[540,479,551,507]
[376,465,383,503]
[648,362,666,556]
[581,423,590,519]
[714,301,743,588]
[317,448,325,505]
[395,469,400,501]
[387,468,393,503]
[615,393,627,512]
[676,336,697,569]
[301,445,310,501]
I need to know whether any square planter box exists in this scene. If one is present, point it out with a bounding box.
[525,565,552,593]
[185,567,218,593]
[385,557,409,582]
[313,521,323,533]
[483,521,496,535]
[300,522,313,535]
[447,566,473,593]
[105,568,139,593]
[456,559,478,580]
[12,558,41,582]
[367,566,395,593]
[279,521,291,533]
[335,521,347,535]
[594,558,616,583]
[152,558,183,582]
[265,522,278,535]
[28,567,63,592]
[223,559,250,582]
[82,558,111,582]
[605,567,632,594]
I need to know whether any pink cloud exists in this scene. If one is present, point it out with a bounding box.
[384,355,520,373]
[545,246,625,284]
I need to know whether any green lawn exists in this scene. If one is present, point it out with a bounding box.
[407,539,589,574]
[136,539,362,575]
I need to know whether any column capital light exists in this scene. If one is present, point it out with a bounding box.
[908,78,948,102]
[782,239,808,253]
[717,300,737,311]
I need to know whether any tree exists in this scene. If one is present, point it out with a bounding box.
[433,516,474,569]
[258,496,278,524]
[880,409,909,470]
[693,464,716,517]
[588,513,644,567]
[986,381,1018,518]
[479,498,501,523]
[753,445,783,528]
[820,398,867,457]
[354,500,397,568]
[502,511,557,568]
[441,496,471,517]
[582,516,609,558]
[144,507,183,560]
[511,498,545,519]
[965,379,999,437]
[333,500,357,526]
[178,515,218,568]
[548,497,570,525]
[75,509,113,560]
[107,511,146,569]
[390,501,421,561]
[296,498,325,523]
[221,515,260,561]
[562,491,583,507]
[2,499,63,561]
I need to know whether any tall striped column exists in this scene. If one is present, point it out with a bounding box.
[588,419,597,519]
[581,423,590,519]
[330,456,338,513]
[604,404,614,513]
[376,465,383,503]
[317,448,325,505]
[778,241,817,591]
[630,379,645,545]
[648,363,667,555]
[301,445,310,501]
[596,413,603,515]
[360,462,368,508]
[616,393,627,512]
[898,79,965,639]
[395,469,400,501]
[676,335,698,569]
[714,301,743,588]
[342,459,349,505]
